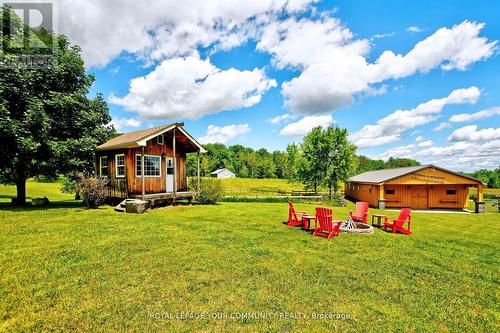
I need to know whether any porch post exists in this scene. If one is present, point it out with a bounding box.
[378,184,386,210]
[141,147,145,201]
[475,183,485,213]
[197,152,201,194]
[172,128,177,204]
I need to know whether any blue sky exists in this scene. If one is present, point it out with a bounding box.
[64,0,500,171]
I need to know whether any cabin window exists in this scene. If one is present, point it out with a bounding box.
[99,156,108,177]
[115,154,125,178]
[156,135,164,145]
[385,189,395,195]
[446,189,456,195]
[135,155,161,177]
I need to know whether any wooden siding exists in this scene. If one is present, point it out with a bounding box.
[96,133,189,197]
[344,183,380,207]
[346,166,481,210]
[383,184,470,209]
[386,166,479,185]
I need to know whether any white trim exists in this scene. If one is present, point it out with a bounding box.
[177,126,207,153]
[99,156,108,178]
[156,134,164,145]
[135,154,162,178]
[115,154,125,178]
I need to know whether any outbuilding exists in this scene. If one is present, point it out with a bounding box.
[210,168,235,179]
[96,122,206,204]
[344,165,485,212]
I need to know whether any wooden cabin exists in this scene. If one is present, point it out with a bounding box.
[344,165,485,211]
[96,122,205,204]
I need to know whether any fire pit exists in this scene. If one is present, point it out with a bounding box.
[340,218,374,234]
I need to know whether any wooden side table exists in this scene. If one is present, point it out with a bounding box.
[302,215,316,231]
[371,214,387,228]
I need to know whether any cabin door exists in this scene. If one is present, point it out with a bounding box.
[166,157,174,192]
[410,187,428,210]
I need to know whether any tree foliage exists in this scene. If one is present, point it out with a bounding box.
[467,168,500,188]
[0,7,114,204]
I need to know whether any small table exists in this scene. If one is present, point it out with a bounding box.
[302,215,316,231]
[371,214,387,228]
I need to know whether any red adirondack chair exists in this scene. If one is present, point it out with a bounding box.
[313,207,342,240]
[384,208,412,235]
[349,202,369,223]
[287,201,306,227]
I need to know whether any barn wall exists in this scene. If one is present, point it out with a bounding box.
[344,183,380,207]
[382,184,469,209]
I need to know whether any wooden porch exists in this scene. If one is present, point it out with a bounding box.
[130,191,196,206]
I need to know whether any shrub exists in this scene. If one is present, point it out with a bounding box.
[196,178,222,204]
[77,176,109,208]
[61,175,81,200]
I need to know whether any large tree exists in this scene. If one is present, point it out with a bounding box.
[0,7,114,204]
[324,126,356,195]
[298,127,329,193]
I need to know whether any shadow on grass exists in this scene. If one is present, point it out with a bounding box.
[0,200,84,212]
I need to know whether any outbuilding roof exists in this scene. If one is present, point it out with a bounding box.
[97,122,206,153]
[347,164,484,184]
[211,168,233,175]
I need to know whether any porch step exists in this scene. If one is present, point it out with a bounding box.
[114,199,129,212]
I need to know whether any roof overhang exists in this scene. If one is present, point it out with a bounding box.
[97,122,207,153]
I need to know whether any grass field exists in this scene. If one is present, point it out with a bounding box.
[217,177,308,196]
[1,180,499,331]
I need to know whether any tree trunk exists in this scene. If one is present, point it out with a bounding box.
[15,178,27,205]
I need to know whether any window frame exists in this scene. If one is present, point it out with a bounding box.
[135,154,162,178]
[385,189,395,195]
[446,189,457,195]
[99,156,108,178]
[156,135,164,145]
[115,154,125,178]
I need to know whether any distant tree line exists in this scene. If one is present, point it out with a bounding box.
[187,125,424,195]
[466,168,500,188]
[188,141,421,181]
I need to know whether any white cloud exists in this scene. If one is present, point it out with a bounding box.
[271,20,495,115]
[448,125,500,142]
[435,106,500,131]
[110,117,142,132]
[198,124,251,144]
[279,115,333,136]
[434,122,452,131]
[449,106,500,122]
[407,26,423,33]
[110,54,277,120]
[58,0,317,67]
[350,87,480,148]
[269,113,295,125]
[417,139,433,147]
[377,139,500,171]
[370,32,395,41]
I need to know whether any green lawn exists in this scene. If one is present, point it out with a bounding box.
[0,181,499,332]
[217,177,306,196]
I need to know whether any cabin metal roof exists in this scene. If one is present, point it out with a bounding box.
[97,122,206,153]
[347,165,484,184]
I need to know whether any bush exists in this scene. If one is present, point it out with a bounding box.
[196,178,222,204]
[61,175,81,200]
[77,176,109,209]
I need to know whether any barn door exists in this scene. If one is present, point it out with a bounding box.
[411,187,428,210]
[166,157,174,192]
